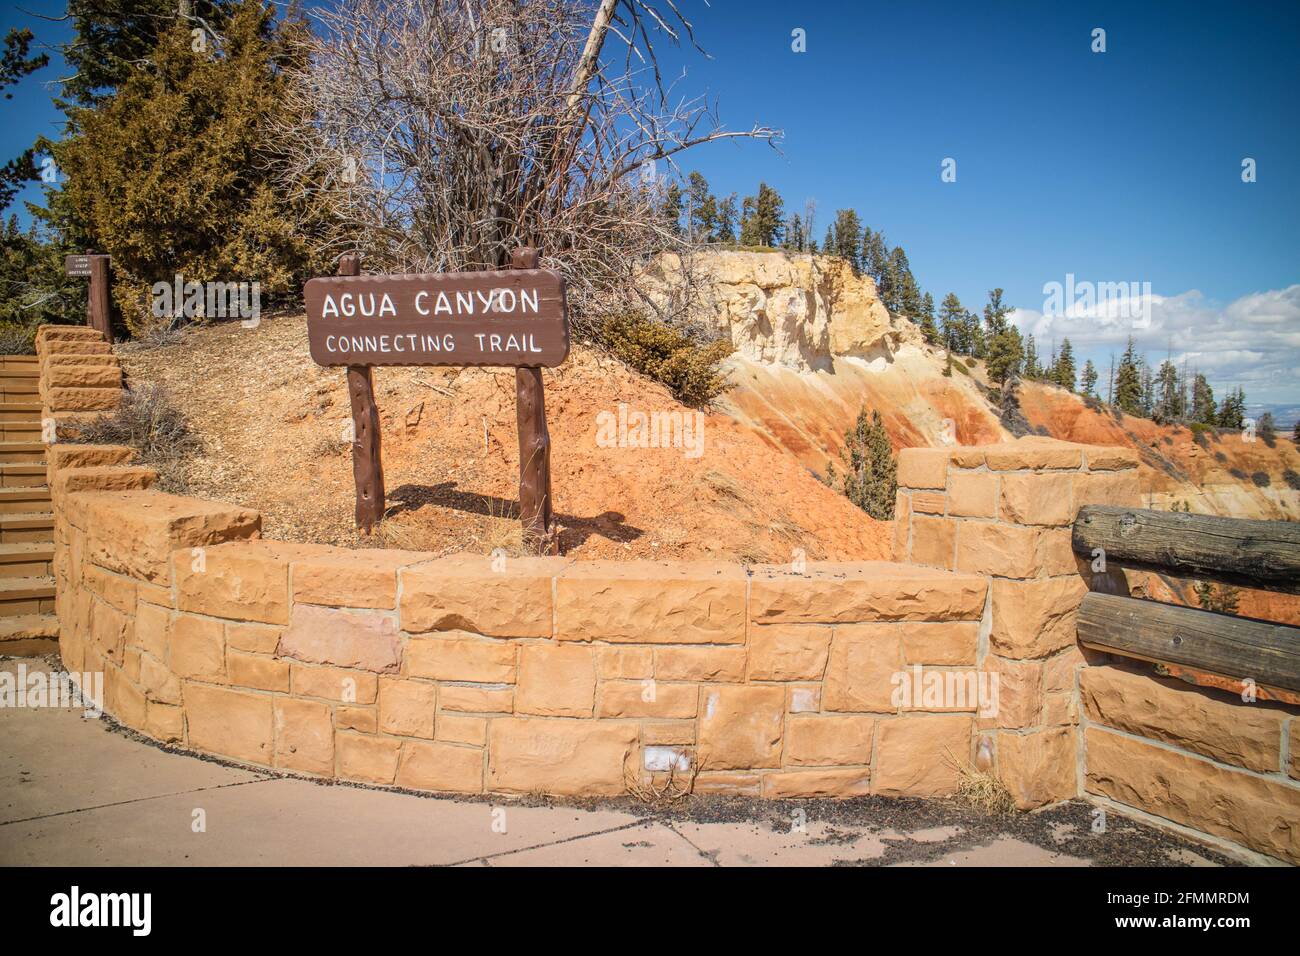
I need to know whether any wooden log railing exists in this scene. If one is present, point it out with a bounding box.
[1072,505,1300,703]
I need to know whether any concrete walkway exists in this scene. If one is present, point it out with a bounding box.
[0,658,1234,867]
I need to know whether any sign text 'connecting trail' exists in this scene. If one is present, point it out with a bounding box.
[305,268,569,368]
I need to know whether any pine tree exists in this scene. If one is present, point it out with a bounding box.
[838,408,897,520]
[686,171,716,242]
[1257,411,1276,446]
[739,195,757,246]
[715,193,737,243]
[45,0,325,331]
[939,292,965,352]
[1023,335,1041,380]
[983,288,1013,337]
[1191,373,1217,426]
[830,209,862,268]
[1154,359,1183,423]
[1053,338,1076,391]
[660,183,684,235]
[1113,338,1144,415]
[1,28,49,213]
[784,213,803,251]
[888,246,922,317]
[861,227,888,289]
[917,292,938,345]
[1081,359,1099,398]
[1217,387,1246,430]
[748,182,784,247]
[985,326,1024,385]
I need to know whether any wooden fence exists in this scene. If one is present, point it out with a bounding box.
[1072,505,1300,704]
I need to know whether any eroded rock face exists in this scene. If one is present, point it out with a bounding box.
[640,251,922,372]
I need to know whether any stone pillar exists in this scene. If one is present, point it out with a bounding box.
[895,438,1140,808]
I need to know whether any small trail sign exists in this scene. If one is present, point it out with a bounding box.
[305,269,569,367]
[305,249,563,552]
[65,252,112,338]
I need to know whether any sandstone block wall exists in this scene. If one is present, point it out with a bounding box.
[51,445,998,800]
[897,437,1300,863]
[34,326,122,433]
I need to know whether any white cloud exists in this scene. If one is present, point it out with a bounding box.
[1009,284,1300,404]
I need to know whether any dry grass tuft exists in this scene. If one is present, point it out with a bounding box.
[623,757,699,807]
[952,755,1016,816]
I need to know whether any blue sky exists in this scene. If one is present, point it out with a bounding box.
[4,0,1298,403]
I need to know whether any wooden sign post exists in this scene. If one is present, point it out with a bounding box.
[65,251,112,340]
[304,248,568,552]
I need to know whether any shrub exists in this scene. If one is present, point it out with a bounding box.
[1195,582,1240,615]
[594,310,733,407]
[0,323,37,354]
[1251,471,1270,488]
[832,407,896,520]
[74,382,202,491]
[1283,469,1300,491]
[1229,467,1246,481]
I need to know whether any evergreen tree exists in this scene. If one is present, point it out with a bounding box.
[1080,359,1099,398]
[1190,373,1216,426]
[714,193,737,243]
[1154,359,1183,423]
[660,182,684,235]
[982,288,1013,338]
[887,246,922,317]
[738,195,757,245]
[985,326,1024,385]
[830,208,862,268]
[1217,387,1246,429]
[43,0,325,331]
[837,408,896,520]
[686,171,716,241]
[917,292,938,345]
[1139,360,1156,417]
[1257,411,1276,446]
[1053,338,1076,391]
[822,224,836,258]
[967,311,987,359]
[1114,338,1144,415]
[939,292,966,352]
[748,182,784,247]
[861,227,888,289]
[784,213,803,251]
[1023,334,1041,380]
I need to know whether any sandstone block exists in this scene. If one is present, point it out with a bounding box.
[292,548,429,610]
[655,646,746,682]
[595,646,653,680]
[984,440,1083,471]
[642,721,695,746]
[747,625,830,681]
[1080,666,1284,773]
[899,621,979,665]
[291,664,377,704]
[785,715,874,766]
[1085,447,1140,471]
[184,683,274,765]
[873,714,972,796]
[226,651,289,693]
[761,768,872,798]
[1085,728,1300,864]
[486,718,637,795]
[145,701,184,743]
[76,490,259,584]
[999,472,1074,526]
[278,604,401,673]
[989,577,1087,658]
[955,522,1042,577]
[437,714,487,747]
[823,627,901,713]
[555,560,746,644]
[597,680,697,718]
[697,685,784,770]
[910,515,956,570]
[274,698,334,775]
[336,705,377,733]
[911,491,946,514]
[406,634,516,683]
[396,740,483,793]
[514,644,596,717]
[439,684,513,714]
[225,622,282,654]
[998,727,1075,809]
[897,448,949,489]
[1072,471,1141,509]
[748,562,986,624]
[399,554,563,637]
[378,677,437,738]
[169,614,225,681]
[336,732,400,785]
[947,472,998,518]
[175,541,327,625]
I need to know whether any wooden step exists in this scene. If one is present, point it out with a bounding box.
[0,423,41,442]
[0,513,53,543]
[0,442,46,463]
[0,384,40,401]
[0,542,53,578]
[0,402,42,423]
[0,464,47,488]
[0,612,58,656]
[0,365,39,381]
[0,487,50,515]
[0,575,55,616]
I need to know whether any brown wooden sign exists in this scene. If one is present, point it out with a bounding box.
[307,250,561,554]
[304,269,569,368]
[65,252,113,338]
